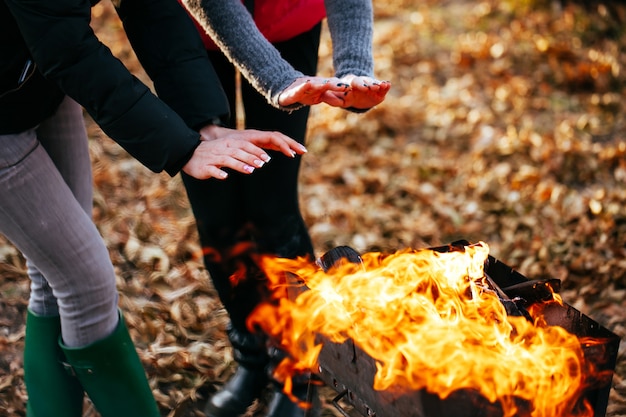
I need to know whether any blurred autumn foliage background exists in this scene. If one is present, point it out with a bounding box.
[1,0,625,416]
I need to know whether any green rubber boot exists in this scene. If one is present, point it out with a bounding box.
[59,311,160,417]
[24,309,85,417]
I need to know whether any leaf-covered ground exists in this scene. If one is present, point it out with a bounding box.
[1,0,625,416]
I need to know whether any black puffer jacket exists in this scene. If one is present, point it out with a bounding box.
[1,0,229,175]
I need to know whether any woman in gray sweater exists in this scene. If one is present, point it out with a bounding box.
[179,1,390,416]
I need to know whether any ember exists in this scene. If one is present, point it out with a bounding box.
[248,242,618,417]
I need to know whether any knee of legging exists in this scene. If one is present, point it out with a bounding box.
[58,281,119,344]
[64,280,118,314]
[54,260,118,317]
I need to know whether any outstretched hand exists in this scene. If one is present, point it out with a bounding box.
[323,75,391,110]
[278,75,390,110]
[277,76,350,107]
[182,125,307,180]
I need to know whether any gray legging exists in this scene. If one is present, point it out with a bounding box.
[0,96,118,347]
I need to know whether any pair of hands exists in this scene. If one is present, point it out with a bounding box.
[183,124,307,180]
[278,75,391,109]
[183,75,391,180]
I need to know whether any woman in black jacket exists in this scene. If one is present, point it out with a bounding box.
[0,0,306,416]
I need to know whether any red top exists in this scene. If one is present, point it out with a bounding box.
[183,0,327,50]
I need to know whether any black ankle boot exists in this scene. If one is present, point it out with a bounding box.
[204,365,268,417]
[204,326,270,417]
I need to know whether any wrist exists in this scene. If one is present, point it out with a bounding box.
[200,118,226,141]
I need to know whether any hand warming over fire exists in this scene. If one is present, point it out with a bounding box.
[323,75,391,110]
[278,76,350,107]
[278,75,391,111]
[182,125,307,180]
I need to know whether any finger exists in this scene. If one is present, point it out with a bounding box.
[217,153,258,174]
[226,145,273,169]
[293,83,344,103]
[280,78,348,106]
[194,141,262,174]
[320,91,347,107]
[183,162,229,180]
[368,80,391,95]
[204,166,230,180]
[307,79,348,92]
[342,82,391,108]
[350,80,376,92]
[379,80,392,90]
[248,132,307,156]
[255,135,306,158]
[349,77,390,93]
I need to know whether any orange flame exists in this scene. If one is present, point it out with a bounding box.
[248,242,592,417]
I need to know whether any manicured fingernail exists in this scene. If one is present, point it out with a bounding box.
[220,171,228,179]
[244,165,255,173]
[299,144,308,153]
[261,154,271,162]
[254,159,265,167]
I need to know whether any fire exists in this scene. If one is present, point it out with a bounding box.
[248,242,592,417]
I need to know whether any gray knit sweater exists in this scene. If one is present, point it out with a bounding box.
[182,0,375,110]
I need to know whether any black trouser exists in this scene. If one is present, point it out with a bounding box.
[182,24,321,335]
